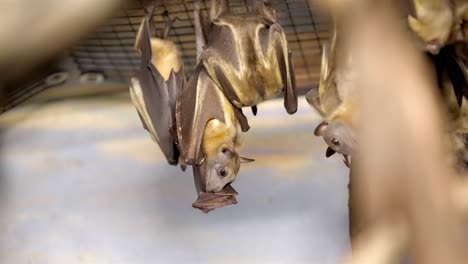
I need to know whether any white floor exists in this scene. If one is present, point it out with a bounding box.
[0,93,350,264]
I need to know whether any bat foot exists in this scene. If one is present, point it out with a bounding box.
[192,185,238,213]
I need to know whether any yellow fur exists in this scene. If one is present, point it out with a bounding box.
[408,0,456,45]
[150,38,182,80]
[201,18,288,108]
[202,89,243,161]
[134,20,182,81]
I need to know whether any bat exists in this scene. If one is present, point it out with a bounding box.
[306,23,357,167]
[130,4,184,168]
[129,1,255,213]
[407,0,468,55]
[186,0,298,210]
[193,0,298,116]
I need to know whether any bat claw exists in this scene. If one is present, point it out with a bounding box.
[343,154,351,168]
[192,185,238,213]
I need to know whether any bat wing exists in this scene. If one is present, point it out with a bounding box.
[194,0,212,61]
[129,11,183,165]
[270,24,297,114]
[435,46,468,107]
[284,49,298,114]
[176,64,226,165]
[305,85,327,117]
[450,50,468,107]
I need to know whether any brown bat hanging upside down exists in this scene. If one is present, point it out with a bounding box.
[129,0,297,212]
[193,0,297,115]
[408,0,468,55]
[306,23,357,168]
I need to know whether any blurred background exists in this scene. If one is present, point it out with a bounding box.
[0,0,352,263]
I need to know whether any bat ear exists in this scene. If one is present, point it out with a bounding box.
[314,121,328,136]
[252,0,277,23]
[325,147,336,158]
[210,0,229,21]
[240,156,255,163]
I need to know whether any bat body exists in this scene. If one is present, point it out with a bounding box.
[195,0,297,115]
[306,24,357,167]
[177,64,246,194]
[408,0,454,54]
[408,0,468,55]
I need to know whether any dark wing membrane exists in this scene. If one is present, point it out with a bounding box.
[194,0,212,60]
[129,15,180,165]
[452,53,468,106]
[435,46,468,107]
[270,23,297,114]
[176,64,226,165]
[305,86,327,117]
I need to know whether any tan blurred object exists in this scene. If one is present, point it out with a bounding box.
[312,0,468,263]
[0,0,124,83]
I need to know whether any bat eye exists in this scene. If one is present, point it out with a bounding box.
[221,148,228,154]
[331,138,340,146]
[218,168,228,178]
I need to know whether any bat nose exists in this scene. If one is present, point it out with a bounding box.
[205,184,218,193]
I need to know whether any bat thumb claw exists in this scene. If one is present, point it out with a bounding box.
[240,156,255,163]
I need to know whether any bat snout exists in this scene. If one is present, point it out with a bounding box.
[426,40,441,55]
[206,185,224,193]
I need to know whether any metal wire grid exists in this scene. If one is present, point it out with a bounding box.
[70,0,330,92]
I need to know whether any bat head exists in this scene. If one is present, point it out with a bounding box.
[408,1,454,55]
[204,145,254,193]
[314,120,356,156]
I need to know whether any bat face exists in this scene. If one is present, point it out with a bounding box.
[204,146,240,193]
[315,120,356,156]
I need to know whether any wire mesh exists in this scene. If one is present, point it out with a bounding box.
[70,0,330,92]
